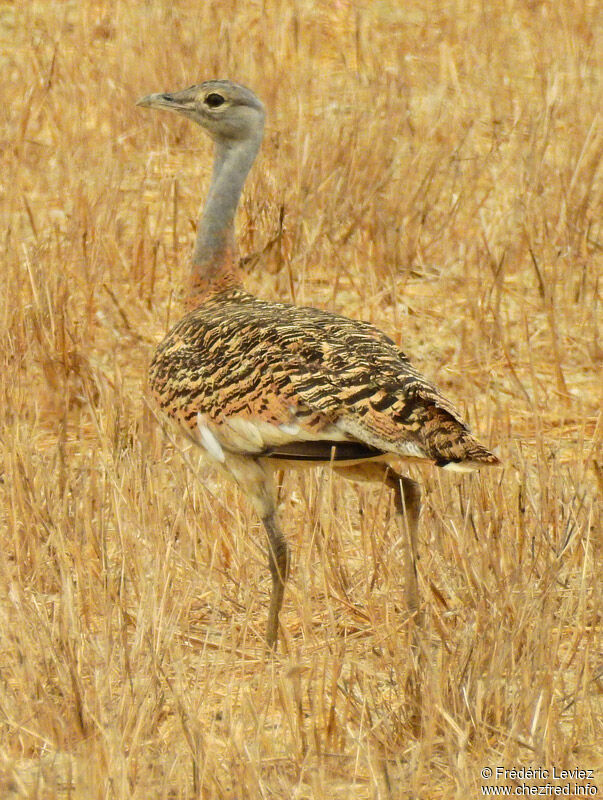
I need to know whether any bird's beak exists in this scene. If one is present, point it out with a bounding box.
[136,92,176,110]
[136,87,198,115]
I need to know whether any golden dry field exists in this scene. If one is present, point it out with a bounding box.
[0,1,601,797]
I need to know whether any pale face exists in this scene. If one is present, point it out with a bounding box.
[136,80,265,142]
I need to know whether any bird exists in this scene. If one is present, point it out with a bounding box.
[136,80,500,650]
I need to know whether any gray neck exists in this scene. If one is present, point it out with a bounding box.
[192,134,262,269]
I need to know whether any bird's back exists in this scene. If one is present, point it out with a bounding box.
[150,288,498,470]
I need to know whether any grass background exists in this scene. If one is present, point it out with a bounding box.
[0,0,600,797]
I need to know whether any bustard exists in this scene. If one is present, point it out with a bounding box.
[137,80,499,650]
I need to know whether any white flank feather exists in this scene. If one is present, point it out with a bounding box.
[197,414,226,463]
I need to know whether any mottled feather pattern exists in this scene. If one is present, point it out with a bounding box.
[149,287,498,467]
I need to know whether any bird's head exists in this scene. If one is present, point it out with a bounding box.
[136,80,265,144]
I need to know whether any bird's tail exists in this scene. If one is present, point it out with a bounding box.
[418,405,500,471]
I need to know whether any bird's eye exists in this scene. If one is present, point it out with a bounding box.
[205,93,225,108]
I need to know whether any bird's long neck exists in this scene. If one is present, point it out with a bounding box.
[188,134,261,306]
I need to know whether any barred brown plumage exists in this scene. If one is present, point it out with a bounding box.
[137,80,500,650]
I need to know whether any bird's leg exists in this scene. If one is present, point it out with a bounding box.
[334,462,421,616]
[393,473,421,617]
[389,470,424,725]
[262,511,290,650]
[225,456,289,649]
[336,462,424,722]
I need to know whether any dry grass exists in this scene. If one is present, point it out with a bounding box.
[0,1,601,797]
